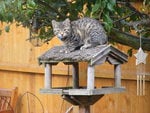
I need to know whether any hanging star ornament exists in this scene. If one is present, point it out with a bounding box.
[134,47,148,65]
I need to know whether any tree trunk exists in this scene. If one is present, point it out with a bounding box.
[109,29,150,51]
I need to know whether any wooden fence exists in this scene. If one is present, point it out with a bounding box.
[0,16,150,113]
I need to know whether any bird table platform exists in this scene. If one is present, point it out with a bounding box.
[38,44,128,113]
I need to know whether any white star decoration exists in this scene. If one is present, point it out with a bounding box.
[134,47,148,65]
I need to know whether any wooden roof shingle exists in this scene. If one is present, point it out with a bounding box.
[38,45,128,66]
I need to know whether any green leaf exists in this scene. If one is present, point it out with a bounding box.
[103,22,112,32]
[101,0,107,9]
[103,13,113,23]
[109,0,116,6]
[7,13,13,22]
[127,48,133,57]
[1,2,6,10]
[28,0,36,8]
[26,10,34,17]
[103,13,113,32]
[107,2,115,11]
[92,0,101,14]
[17,0,23,10]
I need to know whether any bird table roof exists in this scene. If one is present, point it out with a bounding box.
[38,45,128,66]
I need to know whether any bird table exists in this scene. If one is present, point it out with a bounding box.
[38,44,128,113]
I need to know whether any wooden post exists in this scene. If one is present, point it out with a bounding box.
[79,105,90,113]
[44,64,52,89]
[72,63,79,89]
[87,65,95,89]
[114,64,121,87]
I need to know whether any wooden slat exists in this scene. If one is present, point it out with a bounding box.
[0,90,12,96]
[0,87,18,111]
[0,110,14,113]
[0,2,150,113]
[0,63,44,74]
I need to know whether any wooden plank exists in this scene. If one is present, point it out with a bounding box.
[39,87,125,95]
[38,45,128,64]
[72,63,79,88]
[0,62,72,76]
[0,71,150,113]
[0,110,14,113]
[114,64,121,87]
[90,45,110,65]
[68,88,125,95]
[79,105,90,113]
[44,64,53,89]
[0,87,18,110]
[87,65,95,89]
[40,88,63,94]
[38,45,104,63]
[0,63,44,74]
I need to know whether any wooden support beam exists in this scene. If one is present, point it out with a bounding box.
[87,65,95,89]
[44,64,52,89]
[79,105,90,113]
[72,63,79,89]
[114,64,121,87]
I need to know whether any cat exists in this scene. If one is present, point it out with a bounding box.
[51,17,108,53]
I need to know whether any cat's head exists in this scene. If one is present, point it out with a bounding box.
[52,18,72,41]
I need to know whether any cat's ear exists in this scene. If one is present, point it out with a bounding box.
[64,18,70,24]
[51,20,57,27]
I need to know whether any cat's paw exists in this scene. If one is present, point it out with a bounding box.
[80,46,85,50]
[80,46,88,50]
[80,44,92,50]
[59,50,64,53]
[65,50,70,54]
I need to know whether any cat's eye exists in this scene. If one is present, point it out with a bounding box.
[55,30,60,33]
[64,29,68,32]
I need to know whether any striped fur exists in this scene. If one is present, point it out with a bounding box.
[52,17,108,52]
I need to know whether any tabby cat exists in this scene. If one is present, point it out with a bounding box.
[52,17,108,53]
